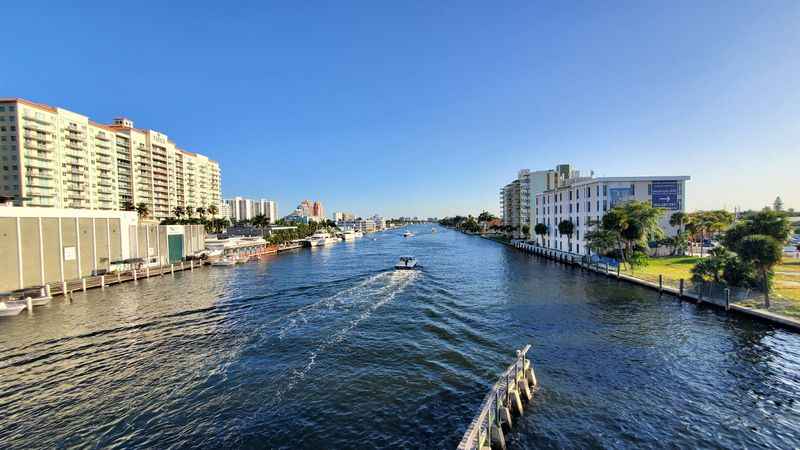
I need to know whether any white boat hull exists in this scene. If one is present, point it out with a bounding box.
[0,301,27,316]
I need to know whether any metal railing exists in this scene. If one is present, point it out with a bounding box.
[457,345,534,450]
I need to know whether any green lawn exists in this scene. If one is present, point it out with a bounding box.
[620,255,800,318]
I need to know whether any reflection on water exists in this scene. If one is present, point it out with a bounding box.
[1,225,799,449]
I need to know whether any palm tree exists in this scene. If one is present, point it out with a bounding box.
[185,206,194,219]
[558,220,575,252]
[135,202,150,219]
[534,223,548,246]
[196,207,206,219]
[208,204,219,217]
[521,224,531,240]
[122,200,135,211]
[252,214,268,229]
[738,235,783,308]
[173,206,185,219]
[669,212,688,233]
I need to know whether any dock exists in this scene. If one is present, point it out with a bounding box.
[457,345,537,450]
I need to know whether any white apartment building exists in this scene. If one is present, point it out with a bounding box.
[534,176,690,255]
[0,98,221,219]
[336,218,377,233]
[333,211,355,221]
[226,197,253,222]
[500,165,569,237]
[225,197,277,223]
[253,199,277,223]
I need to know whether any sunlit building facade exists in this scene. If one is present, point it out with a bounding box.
[0,98,221,219]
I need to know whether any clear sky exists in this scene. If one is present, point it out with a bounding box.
[4,1,799,217]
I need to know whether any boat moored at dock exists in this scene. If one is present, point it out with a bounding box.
[306,231,338,247]
[0,301,27,317]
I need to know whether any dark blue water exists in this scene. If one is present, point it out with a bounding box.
[1,225,799,449]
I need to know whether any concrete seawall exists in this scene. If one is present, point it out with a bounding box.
[487,237,800,333]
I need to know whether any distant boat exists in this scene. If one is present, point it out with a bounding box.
[0,301,27,317]
[212,258,237,267]
[307,231,338,247]
[431,228,436,233]
[403,231,414,238]
[342,229,358,241]
[395,256,418,270]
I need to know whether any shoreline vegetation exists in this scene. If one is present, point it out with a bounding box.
[441,206,800,325]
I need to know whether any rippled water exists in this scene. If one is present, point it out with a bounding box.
[1,225,799,449]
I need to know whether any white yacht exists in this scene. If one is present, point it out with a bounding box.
[395,256,418,270]
[342,229,358,241]
[308,231,338,247]
[403,231,414,238]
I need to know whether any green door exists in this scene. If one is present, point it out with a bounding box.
[168,234,184,263]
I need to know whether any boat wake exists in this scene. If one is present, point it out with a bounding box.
[261,269,420,412]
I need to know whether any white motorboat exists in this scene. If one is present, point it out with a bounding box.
[212,258,237,267]
[395,256,418,270]
[0,300,27,317]
[342,229,357,241]
[308,231,338,247]
[29,295,52,306]
[403,231,414,238]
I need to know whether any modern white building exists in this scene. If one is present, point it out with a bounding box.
[225,197,253,222]
[500,164,572,238]
[253,199,277,223]
[333,211,355,221]
[0,98,222,219]
[534,175,691,255]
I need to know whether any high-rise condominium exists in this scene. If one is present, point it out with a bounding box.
[0,98,221,219]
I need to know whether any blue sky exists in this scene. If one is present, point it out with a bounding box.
[4,1,799,217]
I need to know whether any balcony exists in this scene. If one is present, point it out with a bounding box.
[24,151,52,162]
[23,131,53,142]
[64,159,87,168]
[22,121,51,133]
[25,170,53,181]
[95,133,111,142]
[27,188,56,197]
[23,141,52,152]
[25,178,51,188]
[64,141,84,151]
[22,113,53,125]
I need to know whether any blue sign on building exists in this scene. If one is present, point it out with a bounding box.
[651,181,679,210]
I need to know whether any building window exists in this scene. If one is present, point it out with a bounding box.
[576,203,580,213]
[596,200,599,211]
[603,200,607,211]
[569,191,572,200]
[596,185,599,196]
[631,183,635,195]
[603,184,607,196]
[586,186,591,198]
[587,201,591,212]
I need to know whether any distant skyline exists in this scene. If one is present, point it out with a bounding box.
[4,2,798,217]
